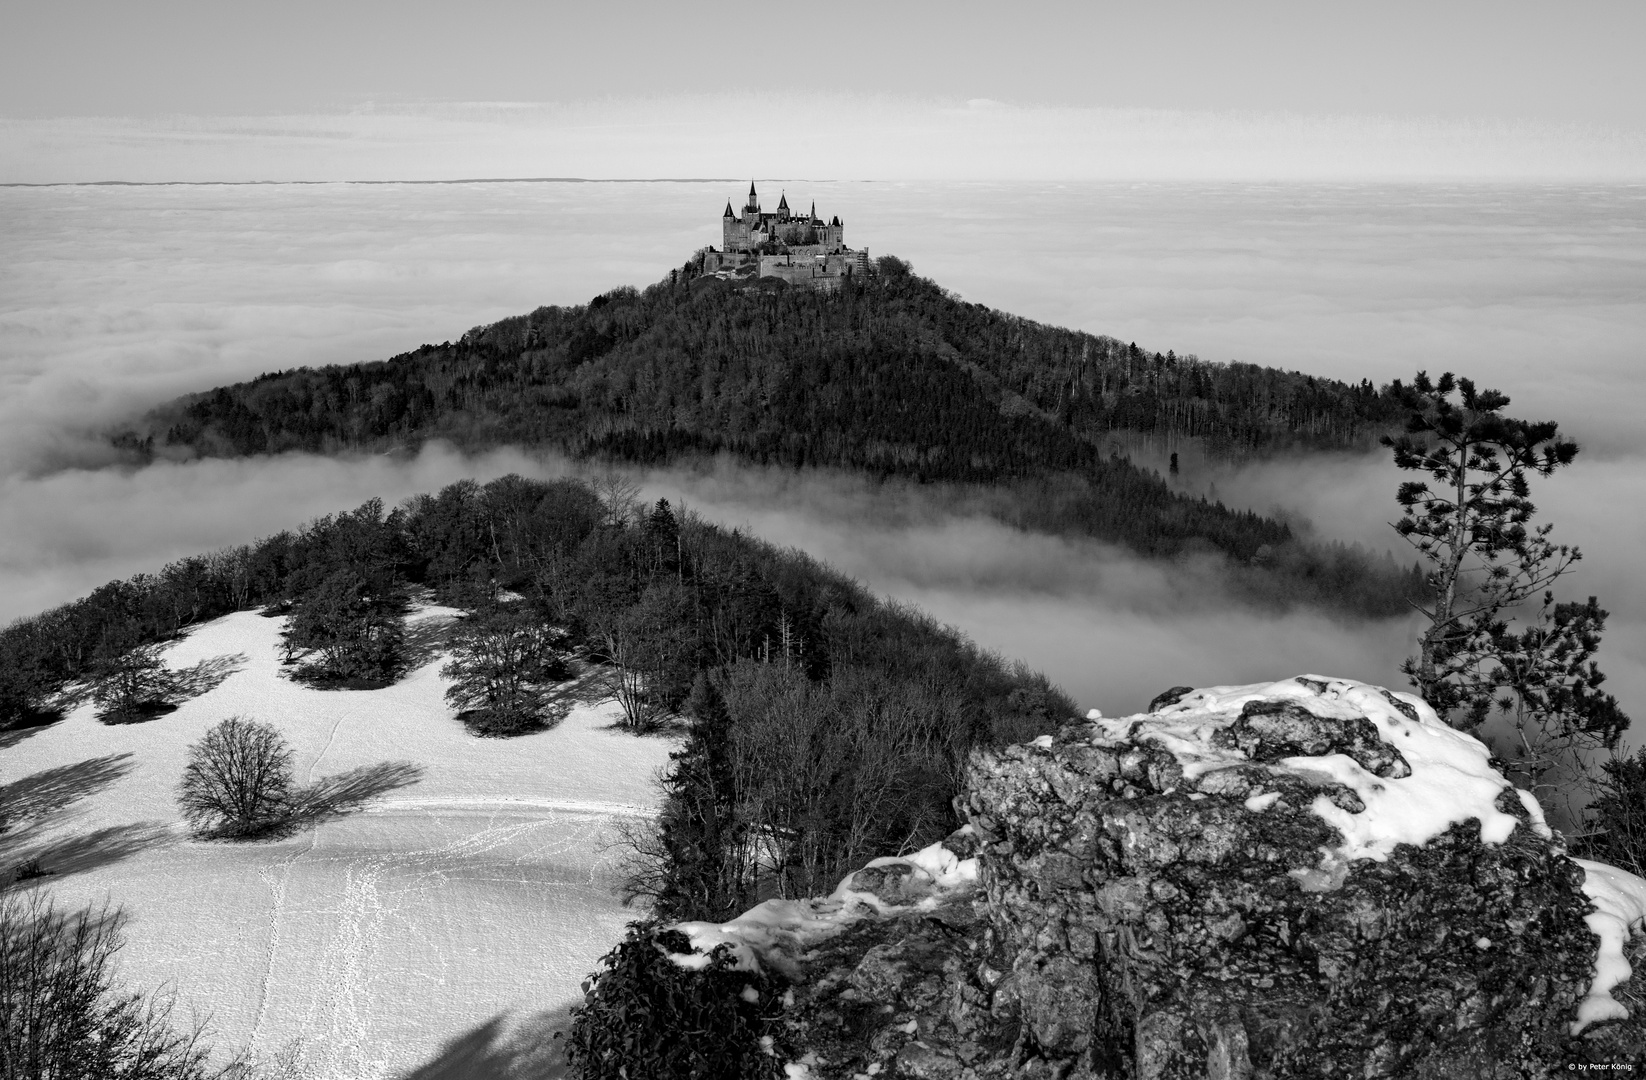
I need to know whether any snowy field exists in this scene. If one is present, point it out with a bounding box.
[0,606,675,1078]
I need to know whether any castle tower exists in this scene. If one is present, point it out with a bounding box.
[777,191,790,223]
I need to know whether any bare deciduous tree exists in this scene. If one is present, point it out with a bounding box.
[0,892,233,1078]
[718,660,963,900]
[586,469,641,528]
[176,717,294,838]
[1575,747,1646,879]
[596,581,696,734]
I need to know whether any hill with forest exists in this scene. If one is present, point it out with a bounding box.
[0,473,1079,1074]
[111,255,1420,616]
[1,475,1070,898]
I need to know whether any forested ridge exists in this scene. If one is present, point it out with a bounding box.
[0,476,1071,899]
[116,256,1420,615]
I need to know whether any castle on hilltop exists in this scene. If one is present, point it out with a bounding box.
[699,183,868,290]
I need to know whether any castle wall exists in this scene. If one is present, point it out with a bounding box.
[756,251,861,291]
[701,250,754,276]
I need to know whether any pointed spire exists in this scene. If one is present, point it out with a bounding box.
[724,200,734,218]
[810,200,817,222]
[777,191,789,210]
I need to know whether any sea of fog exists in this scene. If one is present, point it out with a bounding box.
[1,179,1642,728]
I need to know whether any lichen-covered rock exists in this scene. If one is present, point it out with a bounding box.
[962,675,1639,1078]
[650,675,1644,1079]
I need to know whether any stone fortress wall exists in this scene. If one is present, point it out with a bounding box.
[701,183,867,291]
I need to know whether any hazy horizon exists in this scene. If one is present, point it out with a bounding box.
[6,103,1645,186]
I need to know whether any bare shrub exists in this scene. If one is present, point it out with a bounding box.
[176,717,294,839]
[1575,746,1646,879]
[0,891,233,1078]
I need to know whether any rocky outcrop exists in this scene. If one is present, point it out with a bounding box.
[963,676,1641,1077]
[664,676,1646,1079]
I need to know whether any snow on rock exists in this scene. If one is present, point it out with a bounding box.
[1573,858,1646,1032]
[668,829,980,977]
[1100,674,1551,864]
[617,675,1644,1078]
[1107,676,1645,1036]
[961,674,1638,1075]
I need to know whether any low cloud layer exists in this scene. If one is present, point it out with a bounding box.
[1151,447,1646,744]
[3,439,1638,742]
[1,179,1639,736]
[0,443,1417,721]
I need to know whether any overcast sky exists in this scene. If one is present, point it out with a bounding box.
[4,1,1644,183]
[5,0,1644,127]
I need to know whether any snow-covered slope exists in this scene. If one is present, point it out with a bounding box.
[0,607,674,1078]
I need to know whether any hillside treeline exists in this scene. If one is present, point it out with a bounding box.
[0,475,1072,896]
[116,258,1421,616]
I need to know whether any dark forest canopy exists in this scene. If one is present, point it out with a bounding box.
[112,257,1421,616]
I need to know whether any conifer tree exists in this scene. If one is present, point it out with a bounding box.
[1382,371,1580,725]
[1382,370,1628,818]
[1489,594,1629,812]
[653,671,747,921]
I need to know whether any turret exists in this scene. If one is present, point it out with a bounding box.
[777,191,790,222]
[745,181,759,214]
[723,200,734,219]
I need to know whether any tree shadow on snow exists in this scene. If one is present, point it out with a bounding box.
[398,1004,577,1080]
[402,614,458,672]
[96,700,180,725]
[0,753,175,886]
[94,653,249,725]
[290,761,426,827]
[0,705,67,750]
[2,822,176,889]
[0,753,135,822]
[170,652,248,700]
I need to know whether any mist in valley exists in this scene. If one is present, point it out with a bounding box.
[1,179,1641,734]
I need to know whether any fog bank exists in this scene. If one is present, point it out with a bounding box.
[0,444,1417,720]
[1153,446,1646,748]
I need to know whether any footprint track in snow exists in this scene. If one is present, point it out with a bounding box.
[259,800,631,1079]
